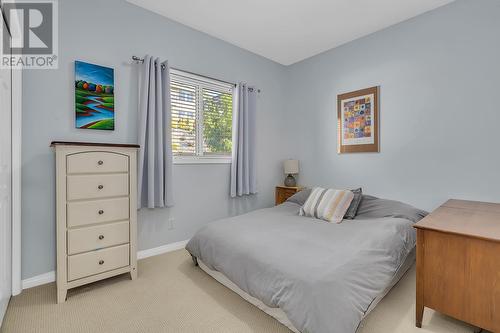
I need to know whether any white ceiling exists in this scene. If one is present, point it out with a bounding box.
[127,0,454,66]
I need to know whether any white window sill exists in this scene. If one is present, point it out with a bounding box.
[173,156,232,165]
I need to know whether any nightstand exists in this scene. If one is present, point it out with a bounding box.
[275,186,303,205]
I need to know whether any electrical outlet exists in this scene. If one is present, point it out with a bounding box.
[168,218,174,230]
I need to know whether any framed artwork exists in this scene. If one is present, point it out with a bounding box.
[337,86,379,153]
[75,61,115,130]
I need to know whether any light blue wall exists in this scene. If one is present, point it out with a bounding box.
[286,0,500,212]
[21,0,291,279]
[22,0,500,280]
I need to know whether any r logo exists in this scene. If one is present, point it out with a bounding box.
[3,2,53,54]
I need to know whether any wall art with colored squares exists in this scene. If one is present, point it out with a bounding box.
[337,86,379,153]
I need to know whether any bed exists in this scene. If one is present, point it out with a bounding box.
[186,194,427,333]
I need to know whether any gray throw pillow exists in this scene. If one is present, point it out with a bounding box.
[344,187,363,219]
[285,188,312,206]
[355,194,428,222]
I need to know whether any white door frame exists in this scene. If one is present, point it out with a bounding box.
[0,13,13,325]
[4,3,23,296]
[11,66,21,296]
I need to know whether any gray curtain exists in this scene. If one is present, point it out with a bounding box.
[230,83,257,197]
[137,55,173,208]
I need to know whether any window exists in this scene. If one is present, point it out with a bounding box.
[170,70,233,163]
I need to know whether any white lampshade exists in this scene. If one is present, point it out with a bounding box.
[283,159,299,174]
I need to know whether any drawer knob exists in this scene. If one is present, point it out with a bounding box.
[98,210,104,215]
[97,160,104,165]
[98,235,104,240]
[99,260,104,265]
[98,184,104,190]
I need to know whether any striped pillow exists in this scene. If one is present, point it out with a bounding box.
[299,187,354,223]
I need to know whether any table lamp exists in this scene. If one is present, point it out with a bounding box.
[283,159,299,187]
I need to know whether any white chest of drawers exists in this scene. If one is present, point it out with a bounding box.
[51,142,139,303]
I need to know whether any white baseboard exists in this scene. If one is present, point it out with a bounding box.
[137,239,189,260]
[21,239,190,290]
[21,271,55,290]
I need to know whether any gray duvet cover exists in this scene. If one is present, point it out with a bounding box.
[186,200,426,333]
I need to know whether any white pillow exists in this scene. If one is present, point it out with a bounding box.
[299,187,354,223]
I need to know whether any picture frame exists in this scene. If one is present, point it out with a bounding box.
[75,60,115,130]
[337,86,379,153]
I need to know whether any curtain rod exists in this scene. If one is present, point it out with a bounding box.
[132,55,237,88]
[132,55,260,92]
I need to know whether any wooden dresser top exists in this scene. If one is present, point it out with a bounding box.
[414,199,500,242]
[51,141,140,148]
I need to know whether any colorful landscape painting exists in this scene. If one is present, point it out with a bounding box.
[75,61,114,130]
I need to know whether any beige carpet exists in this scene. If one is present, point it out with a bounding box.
[1,249,480,333]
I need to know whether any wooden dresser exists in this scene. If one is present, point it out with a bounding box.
[275,186,303,205]
[414,199,500,332]
[51,142,139,303]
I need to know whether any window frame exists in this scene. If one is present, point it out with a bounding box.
[170,69,234,165]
